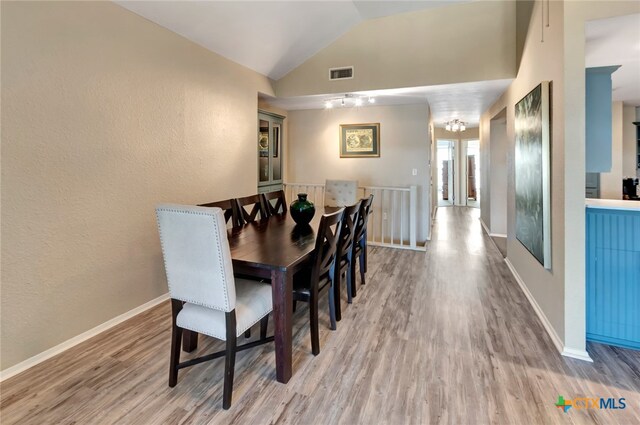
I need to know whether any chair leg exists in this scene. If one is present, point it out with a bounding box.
[359,250,366,286]
[244,328,251,338]
[333,269,342,322]
[351,256,358,298]
[169,299,183,387]
[260,315,269,340]
[346,254,354,304]
[363,235,368,274]
[223,311,237,410]
[293,300,297,313]
[182,330,198,352]
[328,281,337,331]
[309,291,320,355]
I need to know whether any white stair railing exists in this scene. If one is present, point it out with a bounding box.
[284,183,423,251]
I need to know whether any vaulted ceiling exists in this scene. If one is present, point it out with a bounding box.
[116,0,511,128]
[105,3,640,129]
[116,0,469,80]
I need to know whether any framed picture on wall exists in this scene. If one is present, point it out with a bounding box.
[339,123,380,158]
[515,81,552,270]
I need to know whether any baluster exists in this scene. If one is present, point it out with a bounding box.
[410,185,417,249]
[363,189,368,242]
[373,189,378,243]
[400,191,404,247]
[381,189,385,244]
[391,190,395,245]
[375,189,382,243]
[379,188,383,243]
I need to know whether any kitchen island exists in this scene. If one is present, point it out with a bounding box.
[586,199,640,350]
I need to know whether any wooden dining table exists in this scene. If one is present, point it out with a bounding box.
[182,207,336,384]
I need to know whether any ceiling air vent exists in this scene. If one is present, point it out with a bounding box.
[329,67,354,81]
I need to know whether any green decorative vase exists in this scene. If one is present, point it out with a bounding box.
[290,193,315,225]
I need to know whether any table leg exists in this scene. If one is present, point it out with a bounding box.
[271,268,293,383]
[182,330,198,352]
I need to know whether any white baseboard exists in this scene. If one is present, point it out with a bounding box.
[0,293,169,382]
[368,241,427,252]
[503,258,592,362]
[561,347,593,362]
[480,218,491,236]
[504,258,564,353]
[479,218,507,238]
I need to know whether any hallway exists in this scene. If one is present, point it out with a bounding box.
[425,206,640,424]
[1,208,639,424]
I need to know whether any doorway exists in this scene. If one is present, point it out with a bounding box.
[466,140,480,208]
[437,140,455,206]
[489,111,507,237]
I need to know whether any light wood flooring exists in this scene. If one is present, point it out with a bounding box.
[1,207,639,424]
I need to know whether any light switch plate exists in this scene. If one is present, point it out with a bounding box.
[412,168,418,176]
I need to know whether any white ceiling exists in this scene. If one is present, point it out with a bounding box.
[264,79,513,128]
[586,13,640,106]
[116,0,468,80]
[117,1,507,127]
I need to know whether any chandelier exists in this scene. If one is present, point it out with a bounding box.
[324,93,376,109]
[445,119,466,132]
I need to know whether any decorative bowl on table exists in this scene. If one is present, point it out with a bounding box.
[290,193,315,225]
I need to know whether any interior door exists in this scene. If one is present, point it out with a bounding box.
[437,140,455,206]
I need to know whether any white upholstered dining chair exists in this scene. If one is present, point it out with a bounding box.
[324,179,358,207]
[155,204,273,409]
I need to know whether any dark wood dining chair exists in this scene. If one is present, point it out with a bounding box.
[334,201,362,318]
[236,194,268,223]
[198,198,242,228]
[292,208,344,355]
[261,190,287,216]
[156,204,273,410]
[351,194,374,298]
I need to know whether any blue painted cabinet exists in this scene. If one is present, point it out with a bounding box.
[586,207,640,350]
[585,66,620,173]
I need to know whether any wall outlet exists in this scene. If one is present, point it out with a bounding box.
[412,168,418,176]
[383,212,388,220]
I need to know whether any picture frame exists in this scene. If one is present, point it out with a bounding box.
[515,81,552,270]
[339,123,380,158]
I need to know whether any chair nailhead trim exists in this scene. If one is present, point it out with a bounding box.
[156,207,232,312]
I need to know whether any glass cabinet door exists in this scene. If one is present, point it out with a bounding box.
[258,111,285,191]
[271,123,282,182]
[258,119,270,183]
